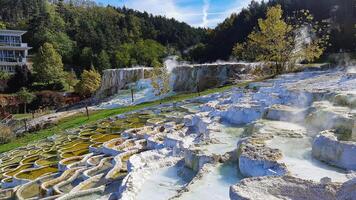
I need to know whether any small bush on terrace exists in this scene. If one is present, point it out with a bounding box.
[0,125,14,144]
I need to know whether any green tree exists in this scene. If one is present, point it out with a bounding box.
[75,69,101,97]
[233,5,328,74]
[33,43,64,83]
[64,70,79,91]
[136,39,167,67]
[17,87,36,114]
[151,60,170,103]
[97,50,111,72]
[115,49,131,68]
[188,43,208,63]
[114,40,166,68]
[80,47,94,68]
[43,31,76,62]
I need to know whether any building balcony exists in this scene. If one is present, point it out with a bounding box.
[0,42,28,47]
[0,43,31,50]
[0,57,25,63]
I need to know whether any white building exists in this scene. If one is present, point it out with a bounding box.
[0,30,32,74]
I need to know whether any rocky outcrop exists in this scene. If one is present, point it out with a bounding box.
[97,67,152,97]
[264,104,306,122]
[312,130,356,170]
[337,178,356,199]
[220,104,264,125]
[172,63,270,92]
[237,120,307,177]
[332,92,356,108]
[237,138,288,177]
[184,113,211,137]
[229,176,342,200]
[184,149,218,172]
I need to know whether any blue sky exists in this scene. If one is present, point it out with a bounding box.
[94,0,259,28]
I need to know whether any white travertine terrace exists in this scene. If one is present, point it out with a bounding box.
[0,66,355,200]
[41,168,80,195]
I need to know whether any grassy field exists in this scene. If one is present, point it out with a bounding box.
[0,82,250,153]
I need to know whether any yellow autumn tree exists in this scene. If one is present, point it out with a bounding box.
[151,60,170,103]
[233,5,328,74]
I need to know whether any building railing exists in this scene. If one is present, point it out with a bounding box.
[0,42,28,47]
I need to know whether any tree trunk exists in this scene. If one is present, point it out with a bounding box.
[85,105,89,119]
[275,62,282,75]
[131,88,134,103]
[24,103,27,114]
[24,119,27,132]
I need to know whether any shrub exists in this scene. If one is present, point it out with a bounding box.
[75,69,101,98]
[0,125,14,144]
[30,91,65,110]
[0,71,11,80]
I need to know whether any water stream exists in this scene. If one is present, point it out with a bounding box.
[195,122,244,156]
[266,136,349,182]
[177,162,242,200]
[137,163,194,200]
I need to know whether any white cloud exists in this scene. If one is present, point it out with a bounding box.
[209,0,263,26]
[200,0,210,27]
[121,0,202,26]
